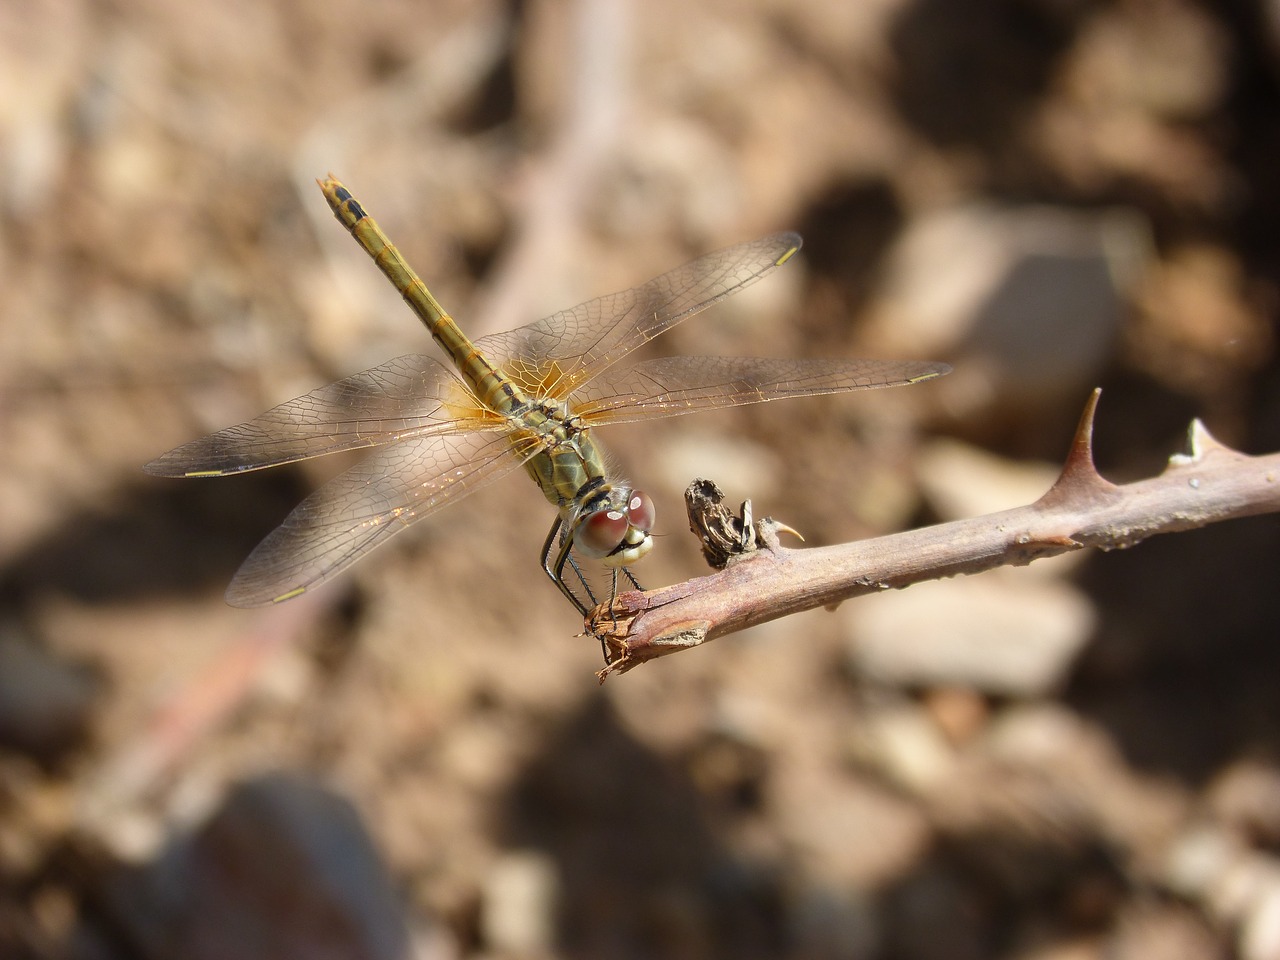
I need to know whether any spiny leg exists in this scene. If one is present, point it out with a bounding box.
[545,517,629,662]
[596,566,642,654]
[541,518,647,663]
[621,566,644,592]
[541,516,594,616]
[604,566,644,627]
[565,554,599,609]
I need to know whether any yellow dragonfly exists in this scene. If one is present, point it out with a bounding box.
[146,177,949,615]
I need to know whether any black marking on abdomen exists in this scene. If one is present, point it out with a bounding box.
[332,185,367,223]
[497,381,519,405]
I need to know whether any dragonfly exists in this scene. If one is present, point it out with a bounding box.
[146,176,950,617]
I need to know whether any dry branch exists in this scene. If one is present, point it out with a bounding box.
[589,390,1280,679]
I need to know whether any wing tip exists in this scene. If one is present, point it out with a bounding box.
[142,455,201,478]
[772,231,803,267]
[910,362,953,383]
[224,581,308,607]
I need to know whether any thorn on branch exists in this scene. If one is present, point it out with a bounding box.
[1166,417,1243,473]
[1036,388,1120,509]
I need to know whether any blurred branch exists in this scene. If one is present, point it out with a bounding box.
[471,0,630,337]
[591,390,1280,679]
[76,591,335,841]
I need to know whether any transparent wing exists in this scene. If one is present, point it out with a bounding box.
[225,430,533,606]
[475,233,802,398]
[144,355,498,476]
[573,356,951,426]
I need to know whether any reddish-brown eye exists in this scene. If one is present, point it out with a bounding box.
[576,509,629,558]
[627,491,655,533]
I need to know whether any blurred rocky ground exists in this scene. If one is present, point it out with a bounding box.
[1,0,1279,957]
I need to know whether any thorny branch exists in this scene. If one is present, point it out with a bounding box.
[589,390,1280,680]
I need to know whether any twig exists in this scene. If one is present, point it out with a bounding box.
[591,390,1280,679]
[77,590,335,845]
[470,0,630,337]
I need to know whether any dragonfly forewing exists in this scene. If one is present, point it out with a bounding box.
[573,356,952,425]
[475,233,803,401]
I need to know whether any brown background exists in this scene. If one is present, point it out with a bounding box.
[2,0,1279,957]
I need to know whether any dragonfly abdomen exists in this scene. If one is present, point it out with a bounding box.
[320,177,513,401]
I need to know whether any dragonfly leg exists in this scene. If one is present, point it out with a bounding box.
[565,554,600,608]
[603,567,644,635]
[596,564,644,636]
[594,566,641,631]
[621,566,644,592]
[541,517,592,616]
[542,519,641,663]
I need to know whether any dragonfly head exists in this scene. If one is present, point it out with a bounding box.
[571,487,656,568]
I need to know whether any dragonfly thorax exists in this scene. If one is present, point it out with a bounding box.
[569,485,656,569]
[520,408,615,511]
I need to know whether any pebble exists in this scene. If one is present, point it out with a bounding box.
[108,773,411,960]
[844,572,1096,696]
[0,629,98,763]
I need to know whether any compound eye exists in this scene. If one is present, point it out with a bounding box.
[576,508,630,558]
[626,490,656,533]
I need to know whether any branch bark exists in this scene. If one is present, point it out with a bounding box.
[589,390,1280,679]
